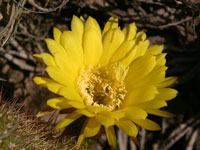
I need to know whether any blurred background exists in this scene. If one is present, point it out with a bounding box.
[0,0,200,149]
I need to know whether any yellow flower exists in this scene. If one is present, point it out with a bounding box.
[33,16,178,149]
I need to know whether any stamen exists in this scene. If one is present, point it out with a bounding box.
[77,63,128,111]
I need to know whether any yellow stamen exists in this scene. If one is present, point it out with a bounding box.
[77,63,128,111]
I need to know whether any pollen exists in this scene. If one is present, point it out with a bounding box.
[77,63,128,111]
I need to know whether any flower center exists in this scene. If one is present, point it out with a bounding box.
[77,63,128,111]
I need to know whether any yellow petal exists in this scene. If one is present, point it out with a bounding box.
[83,28,103,65]
[49,96,84,108]
[36,106,54,117]
[80,16,85,22]
[155,88,178,101]
[86,105,107,114]
[40,53,56,66]
[102,16,118,36]
[122,22,137,40]
[121,40,150,66]
[146,45,163,55]
[32,54,44,63]
[133,118,161,131]
[135,30,146,42]
[33,76,63,93]
[58,87,82,101]
[45,38,66,55]
[84,16,101,37]
[125,54,156,87]
[55,111,82,129]
[134,39,149,55]
[156,53,166,66]
[122,86,158,107]
[110,110,125,121]
[47,97,72,109]
[99,28,124,64]
[53,27,62,43]
[76,117,101,149]
[60,31,83,66]
[138,100,167,109]
[65,100,85,109]
[47,97,85,110]
[46,66,74,87]
[123,107,147,120]
[158,76,178,88]
[54,52,78,78]
[146,109,175,118]
[105,126,117,148]
[116,119,138,137]
[110,40,136,63]
[132,66,166,88]
[71,15,84,45]
[96,112,115,127]
[76,134,84,150]
[76,109,94,117]
[83,118,101,137]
